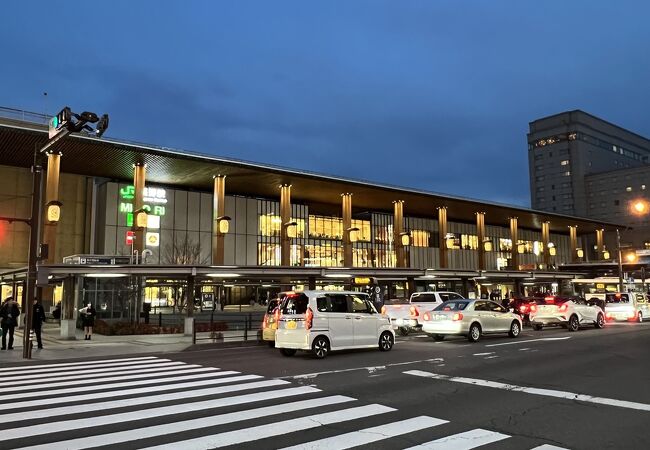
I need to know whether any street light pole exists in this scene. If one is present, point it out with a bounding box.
[617,228,624,293]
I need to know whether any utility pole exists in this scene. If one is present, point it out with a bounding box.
[22,106,109,359]
[617,229,624,293]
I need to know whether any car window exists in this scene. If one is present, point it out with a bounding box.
[326,294,349,313]
[350,295,372,313]
[488,301,507,312]
[449,293,464,300]
[266,299,279,314]
[606,293,630,303]
[474,301,488,311]
[316,297,328,312]
[434,301,469,311]
[411,293,438,302]
[280,294,309,315]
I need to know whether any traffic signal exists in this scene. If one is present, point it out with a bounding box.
[49,107,72,138]
[96,114,109,137]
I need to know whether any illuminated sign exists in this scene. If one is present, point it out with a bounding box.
[119,185,167,227]
[146,232,160,247]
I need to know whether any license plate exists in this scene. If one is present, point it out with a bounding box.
[435,314,446,320]
[286,321,297,330]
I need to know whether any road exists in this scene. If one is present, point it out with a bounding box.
[2,322,649,449]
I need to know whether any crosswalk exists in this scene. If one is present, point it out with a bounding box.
[0,356,567,449]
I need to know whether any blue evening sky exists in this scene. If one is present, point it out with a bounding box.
[1,1,649,207]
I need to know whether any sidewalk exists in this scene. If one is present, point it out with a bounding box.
[0,322,260,363]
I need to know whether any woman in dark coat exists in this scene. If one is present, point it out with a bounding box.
[79,303,97,340]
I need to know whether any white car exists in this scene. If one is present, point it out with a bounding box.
[590,292,650,323]
[275,291,394,358]
[421,299,522,342]
[529,295,605,331]
[381,291,466,335]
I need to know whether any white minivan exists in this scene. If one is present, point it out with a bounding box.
[275,291,395,358]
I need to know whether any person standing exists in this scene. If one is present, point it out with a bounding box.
[79,302,97,340]
[32,298,47,349]
[0,296,20,350]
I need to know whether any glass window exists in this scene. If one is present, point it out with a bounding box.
[410,230,430,247]
[560,160,569,166]
[488,301,506,312]
[499,238,512,252]
[461,234,479,250]
[281,294,309,315]
[259,215,304,238]
[327,294,349,313]
[434,301,469,311]
[351,219,371,242]
[411,292,439,302]
[316,297,328,312]
[350,295,372,313]
[473,301,489,311]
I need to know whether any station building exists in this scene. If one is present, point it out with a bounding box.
[0,107,622,326]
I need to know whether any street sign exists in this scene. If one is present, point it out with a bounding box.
[48,107,72,139]
[126,230,135,246]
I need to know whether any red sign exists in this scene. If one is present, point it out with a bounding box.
[126,231,135,245]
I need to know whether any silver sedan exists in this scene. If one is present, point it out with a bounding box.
[421,299,522,342]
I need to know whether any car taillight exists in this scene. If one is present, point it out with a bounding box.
[381,306,387,315]
[605,312,612,319]
[519,305,528,313]
[305,307,313,330]
[274,308,280,323]
[529,304,537,313]
[262,314,268,329]
[452,313,463,321]
[558,303,568,313]
[423,312,431,321]
[545,296,555,304]
[410,306,419,317]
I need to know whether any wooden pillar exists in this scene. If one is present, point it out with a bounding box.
[438,207,448,269]
[42,152,61,264]
[569,225,578,263]
[541,221,550,268]
[596,228,604,260]
[509,217,519,270]
[342,193,353,267]
[393,200,405,268]
[133,163,146,254]
[280,184,291,266]
[212,175,226,265]
[476,212,486,271]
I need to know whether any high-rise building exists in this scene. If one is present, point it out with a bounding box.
[528,110,650,250]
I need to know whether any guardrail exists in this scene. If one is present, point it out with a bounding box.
[192,312,263,344]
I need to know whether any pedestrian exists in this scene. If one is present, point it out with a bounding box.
[0,296,20,350]
[32,298,47,349]
[78,302,97,340]
[52,302,61,321]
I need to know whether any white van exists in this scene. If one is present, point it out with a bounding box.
[275,291,395,358]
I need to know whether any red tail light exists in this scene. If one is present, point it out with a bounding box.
[605,312,612,319]
[452,313,463,321]
[410,306,419,317]
[305,307,314,330]
[423,312,431,321]
[545,296,555,303]
[558,303,568,313]
[519,305,528,313]
[381,306,387,315]
[529,304,537,313]
[274,308,281,323]
[262,314,268,329]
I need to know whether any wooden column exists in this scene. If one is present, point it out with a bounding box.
[509,217,519,270]
[438,207,448,269]
[212,175,226,265]
[476,212,486,271]
[42,151,61,264]
[342,193,353,267]
[569,225,578,263]
[133,163,146,254]
[541,221,550,268]
[280,184,291,266]
[393,200,405,268]
[596,228,604,260]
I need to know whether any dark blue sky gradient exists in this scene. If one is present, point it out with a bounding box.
[2,1,650,206]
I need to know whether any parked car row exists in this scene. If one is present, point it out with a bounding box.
[261,290,649,358]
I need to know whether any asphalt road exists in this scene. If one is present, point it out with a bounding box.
[3,322,650,449]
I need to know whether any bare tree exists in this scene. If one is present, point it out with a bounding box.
[163,234,209,265]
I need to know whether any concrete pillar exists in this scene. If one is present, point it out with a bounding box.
[342,193,353,267]
[308,276,316,290]
[476,212,486,271]
[596,228,604,260]
[280,184,291,266]
[393,200,405,268]
[437,207,448,269]
[569,225,578,263]
[212,175,226,265]
[509,217,519,270]
[42,152,61,264]
[133,163,147,254]
[60,276,76,340]
[542,221,550,268]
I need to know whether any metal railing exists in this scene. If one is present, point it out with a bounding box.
[0,106,50,124]
[192,312,263,344]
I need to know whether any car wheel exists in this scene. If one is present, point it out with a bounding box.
[433,334,445,341]
[595,313,605,329]
[468,323,481,342]
[638,312,643,323]
[312,336,330,359]
[267,341,276,348]
[508,321,521,338]
[568,314,580,332]
[532,323,543,331]
[280,348,296,357]
[379,332,394,351]
[397,327,410,336]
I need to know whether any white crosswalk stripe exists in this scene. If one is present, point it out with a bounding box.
[0,356,566,450]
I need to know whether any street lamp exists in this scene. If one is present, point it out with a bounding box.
[400,231,411,246]
[576,248,584,259]
[517,242,526,254]
[284,221,298,239]
[631,199,649,216]
[625,252,638,264]
[216,215,231,234]
[134,208,148,229]
[346,227,360,243]
[483,239,493,252]
[45,200,63,223]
